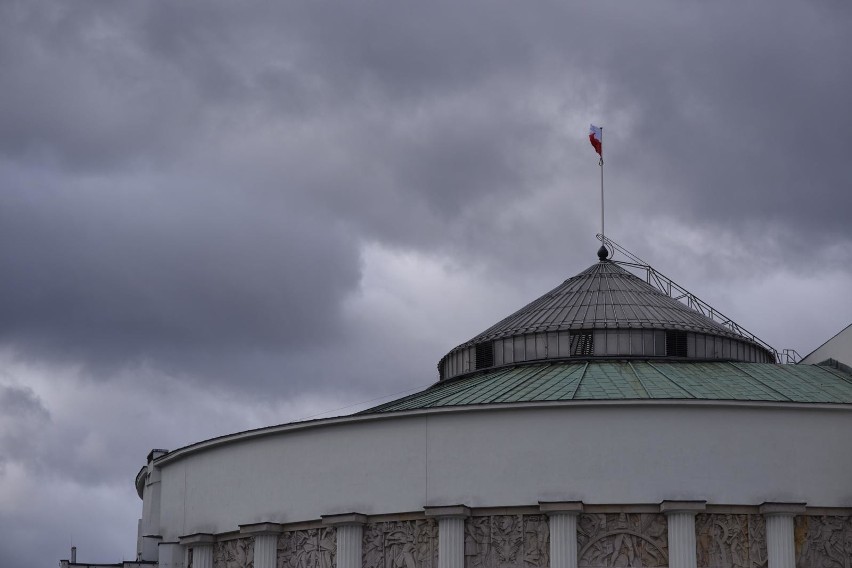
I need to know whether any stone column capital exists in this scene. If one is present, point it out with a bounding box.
[240,522,284,536]
[660,500,707,515]
[539,501,584,515]
[178,533,216,546]
[321,512,368,526]
[424,505,471,519]
[759,502,806,516]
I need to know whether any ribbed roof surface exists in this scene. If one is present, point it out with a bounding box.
[364,361,852,413]
[454,261,744,349]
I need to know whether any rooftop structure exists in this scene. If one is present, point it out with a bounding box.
[439,254,775,382]
[801,322,852,372]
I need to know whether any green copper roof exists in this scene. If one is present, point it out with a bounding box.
[363,362,852,413]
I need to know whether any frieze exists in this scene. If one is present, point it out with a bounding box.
[363,519,439,568]
[794,515,852,568]
[214,537,254,568]
[277,527,336,568]
[577,513,667,568]
[463,514,548,568]
[695,514,766,568]
[747,515,767,568]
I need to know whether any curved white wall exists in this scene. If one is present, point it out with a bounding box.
[153,402,852,540]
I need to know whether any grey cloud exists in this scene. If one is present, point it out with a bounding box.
[0,175,360,386]
[2,1,850,389]
[594,4,852,242]
[0,383,50,473]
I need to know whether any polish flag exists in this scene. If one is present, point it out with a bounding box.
[589,124,602,156]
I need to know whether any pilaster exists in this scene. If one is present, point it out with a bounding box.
[241,522,283,568]
[425,505,471,568]
[179,533,215,568]
[140,534,163,562]
[322,513,367,568]
[660,501,705,568]
[760,503,805,568]
[539,502,583,568]
[158,541,184,568]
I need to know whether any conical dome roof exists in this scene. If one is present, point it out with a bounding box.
[438,260,774,380]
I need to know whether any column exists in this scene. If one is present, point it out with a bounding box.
[140,535,163,562]
[158,541,185,568]
[322,513,367,568]
[425,505,470,568]
[660,501,705,568]
[241,522,283,568]
[179,533,215,568]
[539,501,583,568]
[760,503,805,568]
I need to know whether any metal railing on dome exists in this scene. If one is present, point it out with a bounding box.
[596,234,781,363]
[782,349,802,364]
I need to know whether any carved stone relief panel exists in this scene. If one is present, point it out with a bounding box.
[214,538,255,568]
[277,527,336,568]
[695,514,766,568]
[747,515,767,568]
[576,513,667,568]
[363,519,439,568]
[463,514,549,568]
[794,515,852,568]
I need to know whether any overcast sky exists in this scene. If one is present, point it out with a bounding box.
[2,2,852,566]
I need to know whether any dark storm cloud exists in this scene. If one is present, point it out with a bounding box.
[0,1,555,387]
[591,3,852,246]
[1,0,850,390]
[0,172,360,384]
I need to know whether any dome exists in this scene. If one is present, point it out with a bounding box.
[438,259,775,380]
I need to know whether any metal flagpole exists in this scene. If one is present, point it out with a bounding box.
[600,127,604,241]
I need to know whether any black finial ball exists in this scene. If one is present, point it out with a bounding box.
[597,245,609,261]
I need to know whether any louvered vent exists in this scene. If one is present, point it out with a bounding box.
[475,342,494,369]
[666,330,688,357]
[572,333,594,356]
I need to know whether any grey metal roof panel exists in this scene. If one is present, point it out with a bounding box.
[450,261,746,353]
[362,361,852,413]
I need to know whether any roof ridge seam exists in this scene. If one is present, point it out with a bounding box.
[627,361,652,399]
[481,365,543,403]
[493,364,554,402]
[605,270,619,326]
[438,369,512,406]
[541,364,585,399]
[728,362,793,402]
[645,361,697,399]
[570,362,590,400]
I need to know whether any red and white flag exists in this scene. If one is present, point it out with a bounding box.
[589,124,602,156]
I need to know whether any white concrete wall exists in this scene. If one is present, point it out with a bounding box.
[154,402,852,540]
[158,416,429,538]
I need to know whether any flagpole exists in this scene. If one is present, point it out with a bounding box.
[600,127,605,242]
